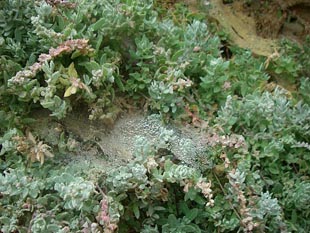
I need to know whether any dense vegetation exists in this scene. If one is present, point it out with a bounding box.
[0,0,309,232]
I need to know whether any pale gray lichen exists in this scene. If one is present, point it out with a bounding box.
[31,110,209,178]
[97,113,207,167]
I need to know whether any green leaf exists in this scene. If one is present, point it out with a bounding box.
[182,225,201,232]
[164,159,173,172]
[179,201,189,215]
[64,86,77,97]
[83,61,101,73]
[57,15,65,30]
[194,195,206,205]
[167,214,178,227]
[186,208,198,222]
[59,77,70,86]
[268,163,280,175]
[115,75,125,92]
[71,50,82,59]
[0,217,12,227]
[153,206,166,211]
[14,28,22,42]
[291,210,298,223]
[184,187,197,201]
[163,106,170,113]
[96,35,103,52]
[91,18,105,31]
[41,99,55,108]
[46,224,61,231]
[132,202,140,219]
[171,49,185,62]
[68,63,78,77]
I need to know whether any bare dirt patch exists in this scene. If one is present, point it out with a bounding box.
[249,0,310,40]
[183,0,310,56]
[207,0,278,56]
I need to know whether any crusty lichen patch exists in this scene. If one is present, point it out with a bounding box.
[30,109,209,178]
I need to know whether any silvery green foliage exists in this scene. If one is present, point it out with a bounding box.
[287,181,310,212]
[157,127,176,149]
[217,88,310,157]
[1,0,310,231]
[300,78,310,105]
[53,173,95,210]
[215,88,310,231]
[228,169,246,188]
[105,134,208,227]
[0,128,19,156]
[184,20,209,47]
[134,135,154,157]
[162,161,198,183]
[255,192,281,219]
[0,168,43,200]
[141,225,160,233]
[0,0,38,62]
[149,80,178,113]
[218,88,309,133]
[31,2,63,45]
[106,163,148,193]
[110,126,179,191]
[0,162,99,232]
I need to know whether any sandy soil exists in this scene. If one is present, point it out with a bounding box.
[183,0,310,56]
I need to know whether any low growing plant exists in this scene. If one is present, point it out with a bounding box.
[1,0,310,232]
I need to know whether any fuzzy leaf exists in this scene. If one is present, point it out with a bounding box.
[186,208,199,222]
[83,61,101,73]
[91,18,105,31]
[68,63,78,77]
[64,86,77,97]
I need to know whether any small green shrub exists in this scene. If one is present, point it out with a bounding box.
[0,162,101,232]
[104,133,214,232]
